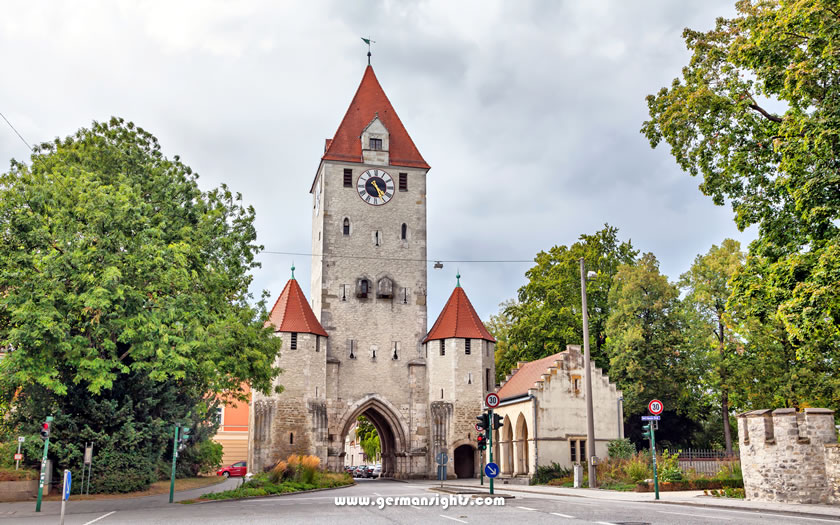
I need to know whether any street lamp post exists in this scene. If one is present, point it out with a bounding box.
[580,258,597,488]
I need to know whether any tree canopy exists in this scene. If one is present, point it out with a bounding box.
[0,118,282,402]
[642,0,840,410]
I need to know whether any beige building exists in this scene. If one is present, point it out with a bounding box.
[491,345,623,478]
[249,65,494,478]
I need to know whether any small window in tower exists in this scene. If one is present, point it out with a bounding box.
[349,340,356,359]
[343,218,350,236]
[402,287,409,304]
[441,388,444,399]
[440,340,445,356]
[374,230,381,246]
[465,339,471,355]
[468,372,472,385]
[291,332,298,350]
[369,138,382,150]
[340,284,347,302]
[371,347,376,359]
[401,223,407,240]
[344,169,352,187]
[399,172,407,191]
[316,336,320,352]
[290,432,294,445]
[485,368,490,391]
[357,279,369,298]
[393,341,399,360]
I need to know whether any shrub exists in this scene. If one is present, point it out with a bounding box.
[286,454,321,485]
[0,468,38,481]
[531,462,571,485]
[658,450,683,483]
[269,460,289,484]
[607,439,635,459]
[714,461,742,482]
[622,454,652,482]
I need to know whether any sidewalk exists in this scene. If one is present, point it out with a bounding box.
[0,476,241,520]
[437,478,840,519]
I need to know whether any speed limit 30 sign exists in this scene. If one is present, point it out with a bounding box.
[485,392,500,409]
[648,399,664,415]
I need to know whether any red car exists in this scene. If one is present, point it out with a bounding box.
[216,461,247,478]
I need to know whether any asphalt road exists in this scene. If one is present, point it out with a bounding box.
[1,478,838,524]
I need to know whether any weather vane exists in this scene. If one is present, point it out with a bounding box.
[361,36,375,65]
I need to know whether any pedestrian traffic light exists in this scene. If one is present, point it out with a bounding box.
[476,433,487,451]
[476,413,489,432]
[178,426,191,451]
[39,421,51,440]
[492,413,503,430]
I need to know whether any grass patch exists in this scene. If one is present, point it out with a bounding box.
[196,470,353,502]
[0,468,38,481]
[600,481,636,491]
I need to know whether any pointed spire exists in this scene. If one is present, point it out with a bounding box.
[320,66,429,170]
[423,285,496,343]
[265,278,328,337]
[291,263,295,280]
[456,272,461,288]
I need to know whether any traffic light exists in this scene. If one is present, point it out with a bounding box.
[476,413,489,432]
[642,423,652,440]
[476,433,487,450]
[178,426,191,452]
[40,421,51,440]
[492,413,503,430]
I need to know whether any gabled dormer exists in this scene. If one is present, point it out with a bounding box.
[361,114,389,165]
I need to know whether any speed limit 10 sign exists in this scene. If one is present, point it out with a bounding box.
[648,399,664,415]
[485,392,500,409]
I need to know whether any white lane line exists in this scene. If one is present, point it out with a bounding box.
[596,522,619,525]
[411,505,422,509]
[517,506,537,511]
[440,516,468,523]
[373,492,382,496]
[550,512,575,518]
[659,511,731,520]
[82,511,117,525]
[665,507,840,523]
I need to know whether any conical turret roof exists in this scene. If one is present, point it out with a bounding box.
[266,278,328,337]
[423,285,495,343]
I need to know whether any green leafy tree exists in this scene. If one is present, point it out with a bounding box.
[679,239,744,453]
[502,225,637,378]
[0,118,283,491]
[486,299,518,384]
[642,0,840,409]
[355,416,380,463]
[605,254,702,419]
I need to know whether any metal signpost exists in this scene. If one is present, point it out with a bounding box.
[83,443,93,495]
[643,399,663,500]
[35,416,53,513]
[59,469,71,525]
[485,393,500,496]
[436,450,448,487]
[169,425,179,504]
[15,436,24,470]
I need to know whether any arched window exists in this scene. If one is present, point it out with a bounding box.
[401,223,407,240]
[343,218,350,236]
[361,279,369,295]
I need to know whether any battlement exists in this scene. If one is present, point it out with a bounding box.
[737,407,839,504]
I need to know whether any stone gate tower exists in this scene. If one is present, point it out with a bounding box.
[250,65,495,478]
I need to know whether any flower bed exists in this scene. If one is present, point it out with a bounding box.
[635,478,743,492]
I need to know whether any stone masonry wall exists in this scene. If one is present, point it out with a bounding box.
[825,444,840,505]
[738,408,837,504]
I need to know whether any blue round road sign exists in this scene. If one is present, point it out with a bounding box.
[484,462,499,478]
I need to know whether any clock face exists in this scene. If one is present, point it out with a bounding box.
[357,169,395,206]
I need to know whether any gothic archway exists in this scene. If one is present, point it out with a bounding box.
[336,395,409,478]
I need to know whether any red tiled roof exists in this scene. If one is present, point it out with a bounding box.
[423,287,496,343]
[496,350,574,400]
[322,65,429,169]
[265,279,328,337]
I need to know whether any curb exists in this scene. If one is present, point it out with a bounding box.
[443,483,840,521]
[179,482,356,505]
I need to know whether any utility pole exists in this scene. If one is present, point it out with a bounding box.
[169,424,179,504]
[580,258,597,488]
[35,416,53,512]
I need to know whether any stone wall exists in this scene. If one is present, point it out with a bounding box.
[738,408,837,504]
[825,444,840,505]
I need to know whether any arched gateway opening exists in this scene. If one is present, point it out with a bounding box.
[336,396,408,479]
[453,444,475,478]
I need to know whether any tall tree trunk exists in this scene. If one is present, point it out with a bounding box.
[719,317,733,454]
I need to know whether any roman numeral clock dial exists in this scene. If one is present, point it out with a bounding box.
[357,169,394,206]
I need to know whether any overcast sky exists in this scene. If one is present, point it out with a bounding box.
[1,0,753,322]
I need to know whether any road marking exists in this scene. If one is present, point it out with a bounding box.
[374,492,382,496]
[82,511,116,525]
[517,506,537,511]
[596,522,619,525]
[440,516,468,523]
[659,511,731,520]
[667,507,840,522]
[411,505,422,509]
[550,512,575,518]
